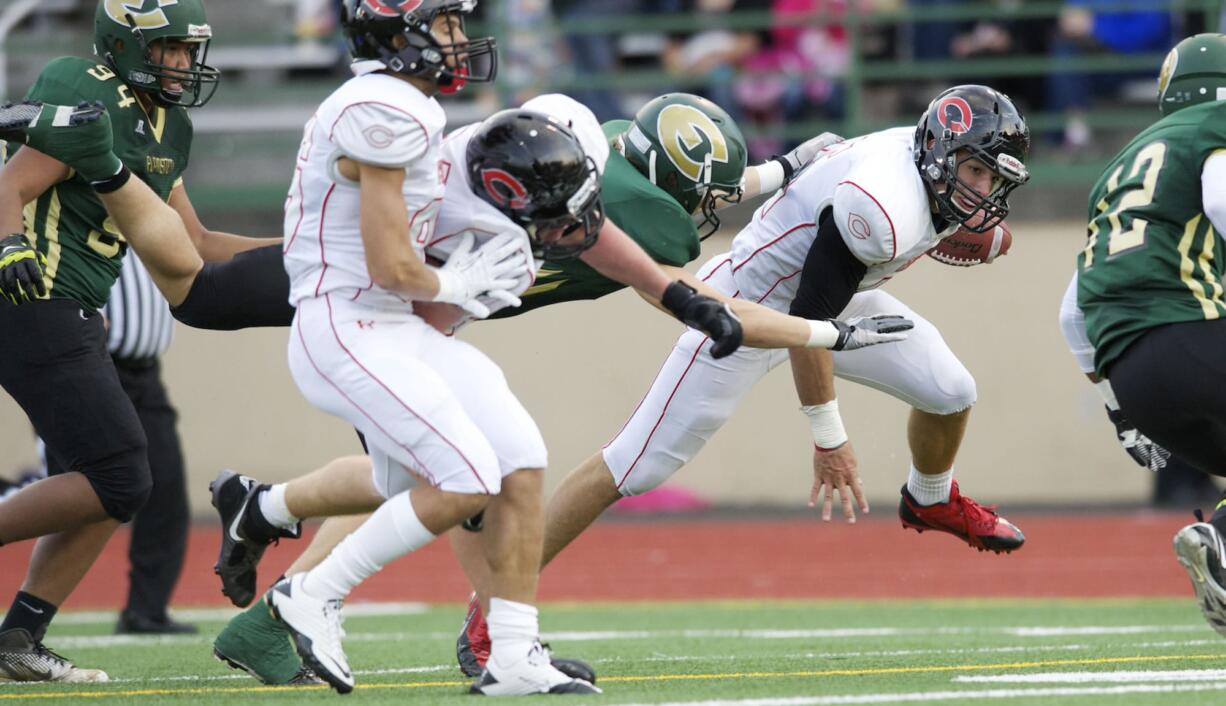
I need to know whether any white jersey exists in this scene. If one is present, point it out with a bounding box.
[730,127,957,313]
[283,70,447,310]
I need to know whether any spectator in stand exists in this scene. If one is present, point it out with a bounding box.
[662,0,768,123]
[1045,0,1173,151]
[734,0,854,160]
[556,0,643,122]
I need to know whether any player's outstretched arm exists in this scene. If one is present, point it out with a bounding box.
[169,185,282,262]
[739,132,844,201]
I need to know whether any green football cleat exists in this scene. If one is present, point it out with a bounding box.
[0,101,123,182]
[213,602,320,685]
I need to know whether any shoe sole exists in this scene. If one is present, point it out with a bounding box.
[1173,526,1226,638]
[898,509,1024,554]
[267,596,354,694]
[212,646,273,685]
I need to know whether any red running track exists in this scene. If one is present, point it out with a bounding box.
[0,512,1194,609]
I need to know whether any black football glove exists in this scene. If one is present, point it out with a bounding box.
[831,314,914,351]
[661,281,743,359]
[0,233,47,304]
[1105,406,1170,473]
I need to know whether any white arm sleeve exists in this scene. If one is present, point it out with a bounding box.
[331,102,430,168]
[1203,149,1226,236]
[1058,270,1097,375]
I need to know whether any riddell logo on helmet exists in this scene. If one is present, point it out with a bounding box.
[481,169,528,209]
[937,97,974,135]
[364,0,424,17]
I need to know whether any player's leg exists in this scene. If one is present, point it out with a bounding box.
[0,300,149,682]
[1108,319,1226,639]
[262,297,504,693]
[412,332,596,694]
[171,244,295,330]
[832,290,1023,553]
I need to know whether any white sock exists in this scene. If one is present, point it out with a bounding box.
[301,491,435,600]
[907,465,953,506]
[486,598,539,666]
[258,484,298,530]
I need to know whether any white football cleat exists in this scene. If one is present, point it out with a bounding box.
[470,640,600,695]
[1174,521,1226,638]
[265,574,353,693]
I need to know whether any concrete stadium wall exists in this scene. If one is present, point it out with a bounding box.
[0,221,1150,516]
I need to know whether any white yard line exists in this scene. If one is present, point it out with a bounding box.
[610,682,1226,706]
[50,602,428,625]
[954,669,1226,683]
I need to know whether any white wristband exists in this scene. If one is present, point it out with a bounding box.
[805,320,839,348]
[1094,378,1120,411]
[432,268,463,304]
[801,399,848,450]
[747,160,786,195]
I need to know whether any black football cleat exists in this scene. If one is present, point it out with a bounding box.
[211,469,300,607]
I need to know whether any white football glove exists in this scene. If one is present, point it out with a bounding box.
[831,315,913,351]
[433,232,529,319]
[1106,406,1171,473]
[777,131,844,180]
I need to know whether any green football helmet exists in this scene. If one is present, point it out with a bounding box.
[1158,33,1226,116]
[620,93,748,239]
[94,0,221,108]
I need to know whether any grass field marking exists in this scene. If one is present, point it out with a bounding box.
[953,669,1226,683]
[614,682,1226,706]
[49,602,429,625]
[595,653,1225,684]
[1,654,1220,701]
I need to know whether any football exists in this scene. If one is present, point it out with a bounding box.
[926,221,1013,267]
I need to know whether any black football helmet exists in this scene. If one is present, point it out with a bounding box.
[914,85,1030,233]
[340,0,496,94]
[466,110,605,261]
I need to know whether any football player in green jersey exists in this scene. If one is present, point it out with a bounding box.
[1071,33,1226,640]
[0,0,279,682]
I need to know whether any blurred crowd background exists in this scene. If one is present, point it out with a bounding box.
[1,1,1221,219]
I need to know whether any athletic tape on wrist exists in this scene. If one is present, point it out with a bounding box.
[750,160,786,194]
[802,399,848,450]
[806,320,839,348]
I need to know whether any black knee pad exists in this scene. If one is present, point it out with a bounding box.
[83,445,153,522]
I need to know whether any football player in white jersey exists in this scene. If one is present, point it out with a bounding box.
[209,0,601,696]
[518,85,1034,595]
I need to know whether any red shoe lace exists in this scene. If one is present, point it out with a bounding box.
[951,484,1003,536]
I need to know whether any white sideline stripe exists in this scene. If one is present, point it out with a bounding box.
[52,602,428,625]
[954,669,1226,684]
[1006,625,1206,636]
[109,664,456,684]
[45,627,1215,650]
[613,682,1226,706]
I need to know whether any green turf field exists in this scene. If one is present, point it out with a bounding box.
[3,598,1224,705]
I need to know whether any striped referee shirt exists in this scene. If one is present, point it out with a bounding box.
[102,253,174,362]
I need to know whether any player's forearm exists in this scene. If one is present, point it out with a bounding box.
[0,191,25,236]
[660,267,819,348]
[789,346,838,405]
[579,220,671,299]
[359,169,439,299]
[194,231,282,262]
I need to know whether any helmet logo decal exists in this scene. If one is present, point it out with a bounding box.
[103,0,178,30]
[481,169,528,210]
[364,0,423,17]
[936,96,973,135]
[847,212,872,240]
[1158,47,1178,101]
[656,104,729,183]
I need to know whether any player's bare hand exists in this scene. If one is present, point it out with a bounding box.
[808,441,869,523]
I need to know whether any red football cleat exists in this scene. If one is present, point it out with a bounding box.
[898,481,1025,553]
[456,593,490,678]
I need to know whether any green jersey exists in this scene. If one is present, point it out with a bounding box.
[494,119,699,317]
[17,57,193,310]
[1077,100,1226,376]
